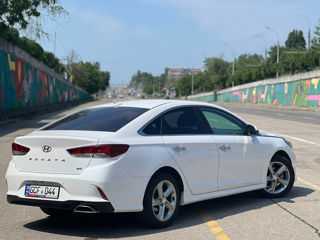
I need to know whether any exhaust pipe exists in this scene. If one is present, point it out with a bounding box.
[74,204,98,214]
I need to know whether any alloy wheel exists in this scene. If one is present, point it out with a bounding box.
[151,180,177,222]
[265,161,290,195]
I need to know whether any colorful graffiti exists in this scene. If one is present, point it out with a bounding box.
[0,49,89,111]
[192,77,320,107]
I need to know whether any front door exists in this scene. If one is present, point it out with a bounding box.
[197,107,263,190]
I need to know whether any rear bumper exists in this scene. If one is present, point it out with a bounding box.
[7,195,114,213]
[5,160,149,212]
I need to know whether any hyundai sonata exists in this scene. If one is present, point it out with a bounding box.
[6,100,295,228]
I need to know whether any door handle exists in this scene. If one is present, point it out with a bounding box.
[172,146,186,152]
[219,145,231,151]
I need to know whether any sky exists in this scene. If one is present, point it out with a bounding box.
[35,0,320,86]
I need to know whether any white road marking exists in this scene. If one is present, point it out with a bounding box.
[302,116,314,120]
[276,113,285,116]
[278,134,320,146]
[276,134,320,191]
[297,177,320,191]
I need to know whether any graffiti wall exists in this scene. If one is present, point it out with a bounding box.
[191,76,320,107]
[217,78,320,106]
[0,49,89,112]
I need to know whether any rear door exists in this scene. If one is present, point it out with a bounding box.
[161,107,220,195]
[197,107,263,190]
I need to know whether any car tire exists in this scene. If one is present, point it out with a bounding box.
[260,155,295,198]
[40,207,72,218]
[141,172,181,228]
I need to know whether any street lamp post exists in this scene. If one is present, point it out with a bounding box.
[266,26,280,78]
[296,13,311,51]
[225,43,235,75]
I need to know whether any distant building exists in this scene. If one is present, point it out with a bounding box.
[167,68,202,81]
[166,68,202,97]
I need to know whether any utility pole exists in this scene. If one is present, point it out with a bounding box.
[53,17,70,55]
[225,43,235,75]
[266,26,280,78]
[191,71,194,95]
[296,13,311,51]
[232,58,235,75]
[308,27,311,51]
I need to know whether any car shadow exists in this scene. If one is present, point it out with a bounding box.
[23,186,314,239]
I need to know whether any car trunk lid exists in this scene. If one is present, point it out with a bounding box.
[13,130,114,175]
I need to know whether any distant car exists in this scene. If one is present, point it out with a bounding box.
[164,95,170,99]
[6,100,296,228]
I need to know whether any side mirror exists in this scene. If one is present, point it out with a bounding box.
[246,124,259,136]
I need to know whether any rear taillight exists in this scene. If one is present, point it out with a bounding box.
[67,144,129,158]
[12,143,30,156]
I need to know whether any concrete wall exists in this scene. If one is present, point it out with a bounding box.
[0,38,89,112]
[190,70,320,107]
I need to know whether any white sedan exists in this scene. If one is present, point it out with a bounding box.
[6,100,296,228]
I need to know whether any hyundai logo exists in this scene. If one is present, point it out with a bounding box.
[42,145,52,153]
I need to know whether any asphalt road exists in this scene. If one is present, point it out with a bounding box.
[0,99,319,240]
[215,102,320,126]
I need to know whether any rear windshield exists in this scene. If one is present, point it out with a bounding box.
[43,107,148,132]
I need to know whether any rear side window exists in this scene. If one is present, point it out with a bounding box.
[162,107,205,135]
[43,107,148,132]
[142,117,161,135]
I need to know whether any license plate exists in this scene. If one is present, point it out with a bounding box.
[25,184,60,199]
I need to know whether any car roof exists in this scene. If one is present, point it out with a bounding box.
[90,99,221,110]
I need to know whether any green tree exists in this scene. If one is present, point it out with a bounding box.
[72,61,110,94]
[176,75,192,96]
[204,57,230,89]
[0,24,20,43]
[268,45,286,64]
[312,19,320,50]
[64,49,81,82]
[0,0,67,38]
[143,85,154,95]
[99,71,110,90]
[18,37,45,61]
[43,51,65,74]
[227,53,264,86]
[130,70,154,89]
[285,30,306,49]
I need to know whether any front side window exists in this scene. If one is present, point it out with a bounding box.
[162,107,205,135]
[43,107,148,132]
[199,108,244,135]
